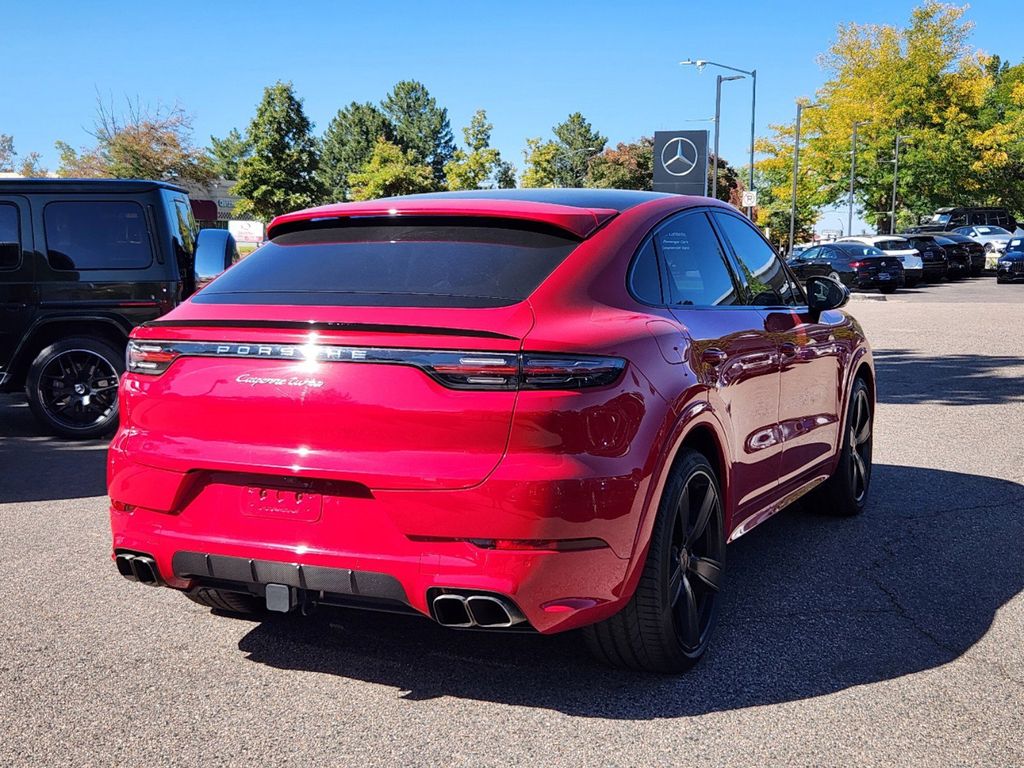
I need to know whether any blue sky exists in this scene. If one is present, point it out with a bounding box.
[5,1,1022,233]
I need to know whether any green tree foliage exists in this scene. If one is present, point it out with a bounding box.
[522,113,606,188]
[551,112,607,187]
[233,81,323,220]
[521,137,560,188]
[444,109,510,190]
[755,2,1016,234]
[381,80,455,188]
[348,137,434,200]
[0,134,46,177]
[208,128,250,180]
[56,98,213,184]
[586,137,654,190]
[318,102,393,202]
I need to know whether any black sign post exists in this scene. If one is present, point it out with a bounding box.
[653,130,709,196]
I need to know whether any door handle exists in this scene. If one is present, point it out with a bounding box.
[701,348,728,367]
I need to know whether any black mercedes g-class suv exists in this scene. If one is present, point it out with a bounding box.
[0,179,237,438]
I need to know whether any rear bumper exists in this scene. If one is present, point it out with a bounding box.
[108,455,638,634]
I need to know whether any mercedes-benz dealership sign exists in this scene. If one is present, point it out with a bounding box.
[653,130,709,195]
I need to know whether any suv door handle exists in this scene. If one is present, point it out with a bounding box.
[701,348,728,367]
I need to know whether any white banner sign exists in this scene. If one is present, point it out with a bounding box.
[228,220,265,244]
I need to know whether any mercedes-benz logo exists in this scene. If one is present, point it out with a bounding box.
[661,136,699,177]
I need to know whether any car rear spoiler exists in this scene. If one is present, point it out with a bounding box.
[266,198,619,240]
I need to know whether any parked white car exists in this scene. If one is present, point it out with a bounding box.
[951,225,1013,269]
[836,236,923,286]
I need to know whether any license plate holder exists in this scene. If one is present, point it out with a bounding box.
[244,485,323,522]
[878,272,891,281]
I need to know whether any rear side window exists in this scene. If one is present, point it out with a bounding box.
[712,212,801,306]
[654,212,740,306]
[194,218,580,308]
[629,240,663,304]
[0,203,20,269]
[44,201,152,271]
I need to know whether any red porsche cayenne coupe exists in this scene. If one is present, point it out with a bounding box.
[108,189,874,673]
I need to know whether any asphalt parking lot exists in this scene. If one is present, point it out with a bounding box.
[1,278,1022,767]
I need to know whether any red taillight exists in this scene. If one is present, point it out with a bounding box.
[125,340,626,391]
[127,342,181,374]
[848,260,865,269]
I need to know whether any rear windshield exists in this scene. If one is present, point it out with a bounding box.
[874,239,907,250]
[194,218,580,308]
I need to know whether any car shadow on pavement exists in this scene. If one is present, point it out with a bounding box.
[0,395,108,503]
[235,464,1024,718]
[873,349,1024,406]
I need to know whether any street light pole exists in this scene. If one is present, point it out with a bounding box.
[848,120,870,236]
[789,100,820,255]
[681,58,758,216]
[713,75,745,200]
[890,134,911,234]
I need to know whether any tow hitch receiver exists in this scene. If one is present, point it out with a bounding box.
[265,583,297,613]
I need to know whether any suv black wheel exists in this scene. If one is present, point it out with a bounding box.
[809,376,873,516]
[25,336,123,439]
[584,449,726,673]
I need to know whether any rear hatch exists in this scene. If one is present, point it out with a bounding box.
[122,214,593,490]
[853,256,903,280]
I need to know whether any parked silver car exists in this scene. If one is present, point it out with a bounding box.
[952,225,1013,268]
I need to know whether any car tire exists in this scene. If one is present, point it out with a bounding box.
[186,587,264,615]
[25,336,124,439]
[583,449,726,673]
[809,377,873,517]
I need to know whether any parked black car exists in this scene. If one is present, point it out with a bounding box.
[902,234,970,280]
[899,235,949,282]
[905,206,1021,235]
[0,179,238,437]
[996,238,1024,283]
[934,233,986,276]
[787,242,905,293]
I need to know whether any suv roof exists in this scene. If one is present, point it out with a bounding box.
[0,178,187,194]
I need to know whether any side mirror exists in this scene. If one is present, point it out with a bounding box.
[194,229,239,290]
[805,275,850,314]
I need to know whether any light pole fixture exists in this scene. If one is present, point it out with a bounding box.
[713,75,746,201]
[789,100,821,255]
[890,135,912,234]
[848,120,871,236]
[682,58,758,218]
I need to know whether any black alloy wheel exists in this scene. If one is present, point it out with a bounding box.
[667,467,726,656]
[810,376,873,516]
[26,337,124,439]
[584,449,726,673]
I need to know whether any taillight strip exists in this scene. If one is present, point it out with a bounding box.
[126,340,625,391]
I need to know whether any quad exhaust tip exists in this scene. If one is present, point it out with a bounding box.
[115,553,162,586]
[432,592,525,628]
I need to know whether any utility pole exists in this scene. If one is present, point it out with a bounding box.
[788,100,820,255]
[848,120,870,236]
[890,135,911,234]
[713,75,745,200]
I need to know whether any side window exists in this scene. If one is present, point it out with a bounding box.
[164,193,199,289]
[800,247,821,261]
[969,211,986,225]
[44,201,153,271]
[628,239,663,304]
[0,203,20,270]
[991,212,1010,228]
[948,212,968,228]
[713,212,801,306]
[654,212,740,307]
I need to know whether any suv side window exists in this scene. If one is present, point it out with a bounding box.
[653,212,740,306]
[712,212,801,306]
[43,200,153,271]
[164,193,199,291]
[628,239,663,304]
[801,246,822,260]
[0,203,20,269]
